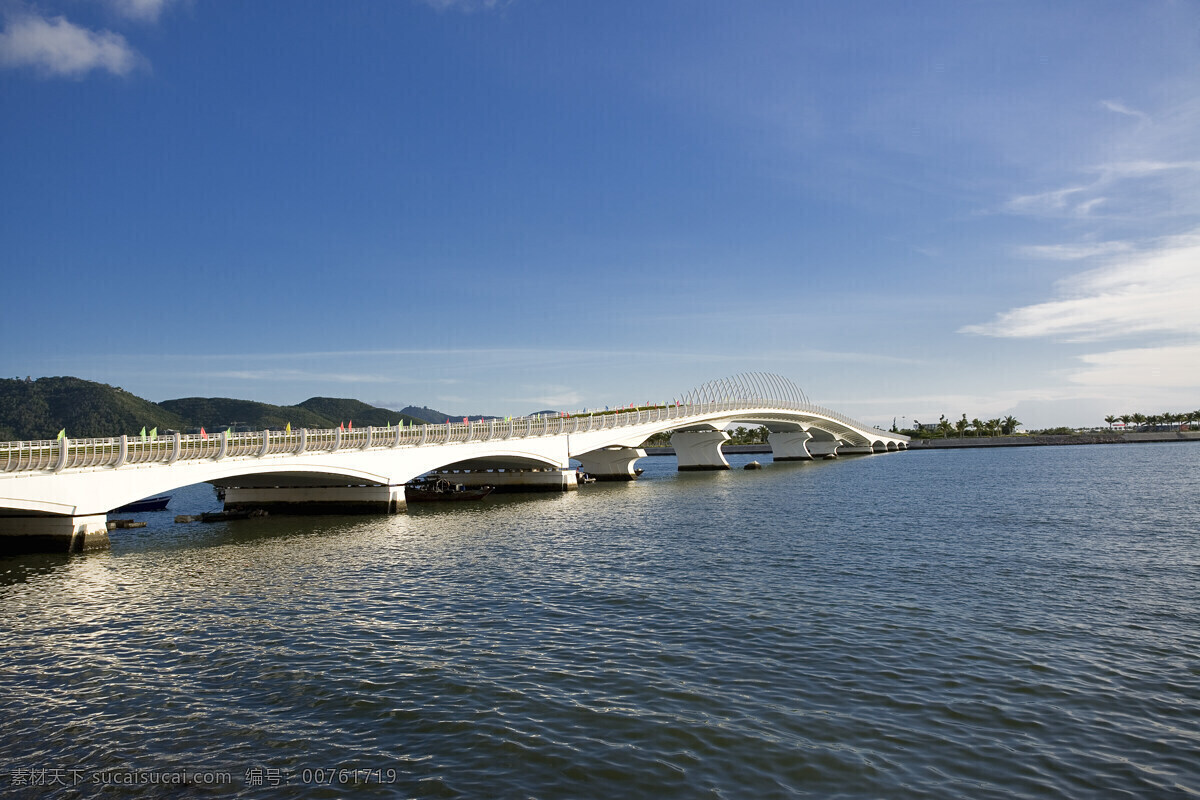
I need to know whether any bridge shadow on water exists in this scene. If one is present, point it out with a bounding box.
[17,451,888,560]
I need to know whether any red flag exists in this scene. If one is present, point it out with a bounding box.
[339,422,344,430]
[200,427,208,439]
[463,417,468,424]
[348,420,352,430]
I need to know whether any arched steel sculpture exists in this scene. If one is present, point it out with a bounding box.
[680,372,808,407]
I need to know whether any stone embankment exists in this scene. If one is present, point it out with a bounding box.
[907,431,1200,449]
[645,432,1199,455]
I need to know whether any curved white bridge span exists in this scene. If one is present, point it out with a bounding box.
[0,374,907,551]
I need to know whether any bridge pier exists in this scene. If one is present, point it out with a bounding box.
[429,468,577,493]
[0,514,110,554]
[671,430,731,471]
[804,429,843,458]
[575,447,646,481]
[767,431,813,461]
[221,485,406,514]
[838,444,874,455]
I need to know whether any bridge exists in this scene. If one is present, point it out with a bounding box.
[0,374,907,552]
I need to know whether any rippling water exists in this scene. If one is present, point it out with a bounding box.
[2,444,1198,798]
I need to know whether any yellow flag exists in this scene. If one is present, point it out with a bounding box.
[56,429,66,440]
[149,427,157,440]
[286,422,292,433]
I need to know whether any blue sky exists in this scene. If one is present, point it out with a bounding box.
[2,0,1198,428]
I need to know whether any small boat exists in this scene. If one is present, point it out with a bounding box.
[113,495,171,513]
[405,477,494,502]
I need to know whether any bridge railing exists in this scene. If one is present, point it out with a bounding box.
[0,397,902,474]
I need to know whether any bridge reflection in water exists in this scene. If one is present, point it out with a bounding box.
[0,374,907,552]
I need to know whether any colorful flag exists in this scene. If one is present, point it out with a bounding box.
[200,427,208,439]
[56,429,65,440]
[149,427,157,440]
[339,422,344,431]
[139,427,147,440]
[348,420,352,430]
[463,417,468,424]
[225,427,232,437]
[285,422,291,433]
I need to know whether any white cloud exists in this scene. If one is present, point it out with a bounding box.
[1018,240,1133,260]
[107,0,173,23]
[1070,344,1200,391]
[416,0,511,11]
[502,386,583,409]
[203,370,392,384]
[0,13,140,77]
[962,230,1200,341]
[1101,99,1149,123]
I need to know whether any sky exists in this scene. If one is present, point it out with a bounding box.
[2,0,1199,429]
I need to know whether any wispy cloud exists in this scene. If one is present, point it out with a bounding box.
[1017,240,1134,261]
[1101,99,1149,123]
[501,386,583,409]
[202,370,394,384]
[1002,160,1200,220]
[0,13,141,77]
[108,0,175,24]
[1070,344,1200,391]
[1001,92,1200,222]
[962,230,1200,342]
[415,0,512,12]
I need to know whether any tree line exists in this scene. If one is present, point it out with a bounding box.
[1102,411,1199,430]
[905,414,1022,439]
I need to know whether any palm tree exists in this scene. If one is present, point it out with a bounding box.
[1002,415,1021,435]
[1131,413,1147,431]
[936,415,953,439]
[1104,415,1116,429]
[987,418,1002,437]
[955,414,969,438]
[1120,414,1132,428]
[971,418,985,438]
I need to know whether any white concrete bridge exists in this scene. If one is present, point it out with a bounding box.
[0,374,907,552]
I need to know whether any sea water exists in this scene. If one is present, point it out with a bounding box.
[1,443,1197,798]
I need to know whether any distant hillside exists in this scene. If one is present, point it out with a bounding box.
[158,397,333,432]
[0,377,444,440]
[298,398,422,428]
[399,405,499,424]
[0,377,187,440]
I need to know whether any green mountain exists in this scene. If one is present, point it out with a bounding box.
[399,405,499,424]
[297,397,420,428]
[0,377,432,440]
[0,377,187,441]
[158,397,333,432]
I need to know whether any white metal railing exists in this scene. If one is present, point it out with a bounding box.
[0,395,904,475]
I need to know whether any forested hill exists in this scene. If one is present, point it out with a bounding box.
[296,397,412,428]
[0,377,187,441]
[399,405,500,424]
[157,397,333,432]
[0,377,425,441]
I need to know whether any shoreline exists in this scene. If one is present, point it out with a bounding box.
[644,431,1200,455]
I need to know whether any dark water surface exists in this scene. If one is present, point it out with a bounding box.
[2,444,1198,798]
